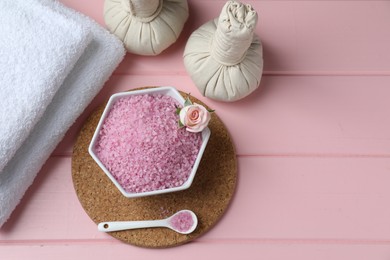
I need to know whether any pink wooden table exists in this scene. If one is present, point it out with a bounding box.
[2,0,390,259]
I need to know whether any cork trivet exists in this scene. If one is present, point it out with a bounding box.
[71,87,237,248]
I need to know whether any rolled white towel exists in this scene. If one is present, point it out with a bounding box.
[0,0,92,173]
[0,0,125,227]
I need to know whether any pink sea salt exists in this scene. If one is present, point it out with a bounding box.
[94,94,203,193]
[169,211,194,233]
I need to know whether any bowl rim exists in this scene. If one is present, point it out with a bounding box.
[88,86,211,198]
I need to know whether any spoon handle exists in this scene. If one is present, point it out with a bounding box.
[98,219,167,232]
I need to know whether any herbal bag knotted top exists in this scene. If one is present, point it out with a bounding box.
[184,0,263,102]
[104,0,188,55]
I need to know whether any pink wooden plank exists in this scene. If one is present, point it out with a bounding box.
[212,75,390,156]
[212,156,390,240]
[60,0,390,75]
[2,156,390,241]
[55,75,390,156]
[1,242,390,260]
[0,157,100,240]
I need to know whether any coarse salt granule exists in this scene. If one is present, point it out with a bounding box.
[169,211,194,233]
[95,94,203,193]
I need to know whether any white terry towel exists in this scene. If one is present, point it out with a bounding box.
[0,0,92,173]
[0,0,125,227]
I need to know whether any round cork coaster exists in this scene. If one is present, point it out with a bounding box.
[71,87,237,248]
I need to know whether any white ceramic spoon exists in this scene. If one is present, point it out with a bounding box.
[97,210,198,235]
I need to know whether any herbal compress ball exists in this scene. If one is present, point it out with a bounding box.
[104,0,189,55]
[184,0,263,102]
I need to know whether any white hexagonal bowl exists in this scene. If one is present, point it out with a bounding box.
[88,86,211,198]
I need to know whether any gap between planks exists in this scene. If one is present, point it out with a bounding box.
[2,238,390,246]
[51,153,390,159]
[112,71,390,77]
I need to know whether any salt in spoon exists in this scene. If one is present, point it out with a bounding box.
[98,210,198,235]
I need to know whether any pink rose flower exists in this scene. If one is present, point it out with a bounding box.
[179,103,211,133]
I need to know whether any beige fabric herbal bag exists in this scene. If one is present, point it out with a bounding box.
[104,0,188,55]
[184,0,263,101]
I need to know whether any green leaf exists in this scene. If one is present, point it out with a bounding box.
[184,97,192,107]
[175,107,181,115]
[207,109,215,113]
[178,120,185,128]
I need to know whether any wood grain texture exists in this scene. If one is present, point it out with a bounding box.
[2,243,390,260]
[61,0,390,75]
[2,0,390,259]
[2,156,390,241]
[54,75,390,156]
